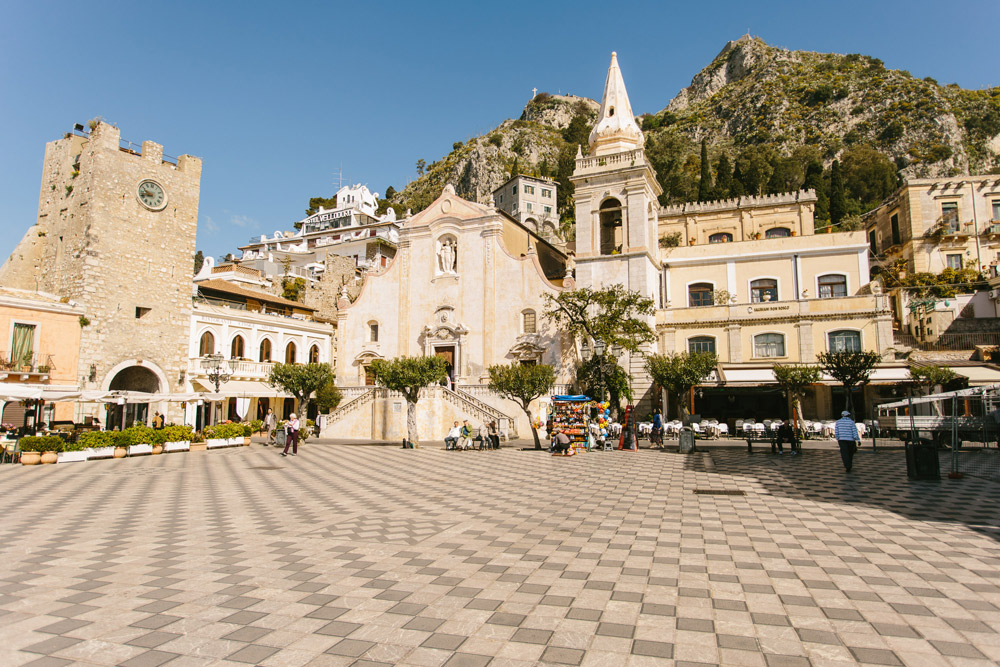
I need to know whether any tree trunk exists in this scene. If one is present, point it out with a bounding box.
[406,400,418,446]
[844,385,854,415]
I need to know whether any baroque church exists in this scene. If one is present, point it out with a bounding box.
[328,52,891,439]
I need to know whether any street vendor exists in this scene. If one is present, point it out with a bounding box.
[552,429,572,455]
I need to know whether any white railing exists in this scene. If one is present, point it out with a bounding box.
[325,387,377,427]
[188,359,274,378]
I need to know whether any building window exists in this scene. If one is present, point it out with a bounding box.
[992,200,1000,222]
[259,338,272,362]
[541,188,551,198]
[309,344,320,364]
[230,335,245,359]
[11,322,35,368]
[526,202,532,211]
[544,206,551,214]
[522,311,537,333]
[688,283,714,307]
[599,198,623,256]
[688,336,716,354]
[828,330,861,352]
[369,323,379,342]
[750,278,778,303]
[890,213,901,246]
[285,341,297,364]
[869,230,878,255]
[524,185,535,195]
[946,254,963,270]
[198,331,215,357]
[709,232,733,243]
[765,227,791,238]
[818,274,848,298]
[498,194,503,204]
[941,201,959,230]
[753,333,785,358]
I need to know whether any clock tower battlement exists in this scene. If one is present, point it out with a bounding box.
[0,121,202,412]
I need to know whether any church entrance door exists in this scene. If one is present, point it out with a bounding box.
[435,346,455,386]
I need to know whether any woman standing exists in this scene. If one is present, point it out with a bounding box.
[282,413,300,457]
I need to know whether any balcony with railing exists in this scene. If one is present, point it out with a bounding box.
[0,352,56,379]
[187,357,275,380]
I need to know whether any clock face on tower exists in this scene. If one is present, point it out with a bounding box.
[136,179,167,210]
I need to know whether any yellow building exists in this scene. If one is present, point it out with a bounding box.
[0,288,85,428]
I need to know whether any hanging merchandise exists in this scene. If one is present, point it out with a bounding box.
[550,395,591,455]
[618,404,638,451]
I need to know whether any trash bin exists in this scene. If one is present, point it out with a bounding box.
[678,427,696,454]
[905,443,940,480]
[275,430,286,448]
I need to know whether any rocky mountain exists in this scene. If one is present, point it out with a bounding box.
[382,37,999,224]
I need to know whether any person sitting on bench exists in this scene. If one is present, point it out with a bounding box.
[444,421,461,450]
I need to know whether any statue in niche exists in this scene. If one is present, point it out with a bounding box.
[438,238,457,274]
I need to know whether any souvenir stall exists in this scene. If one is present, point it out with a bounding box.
[550,395,592,455]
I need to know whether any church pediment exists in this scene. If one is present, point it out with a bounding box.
[406,184,494,227]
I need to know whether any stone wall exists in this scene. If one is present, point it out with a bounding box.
[0,122,202,423]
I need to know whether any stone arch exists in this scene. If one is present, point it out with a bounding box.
[599,198,623,255]
[101,359,168,393]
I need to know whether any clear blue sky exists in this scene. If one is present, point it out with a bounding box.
[1,0,997,264]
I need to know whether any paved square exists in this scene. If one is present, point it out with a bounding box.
[1,444,999,666]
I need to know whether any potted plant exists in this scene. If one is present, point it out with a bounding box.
[163,425,193,452]
[79,431,114,459]
[190,430,207,451]
[125,425,155,456]
[243,424,253,445]
[112,430,129,458]
[37,364,51,374]
[18,436,47,465]
[150,428,165,455]
[20,435,65,464]
[58,436,89,463]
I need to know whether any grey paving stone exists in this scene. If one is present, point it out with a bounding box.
[929,640,988,658]
[676,617,715,632]
[421,633,468,650]
[871,623,921,638]
[631,639,674,658]
[22,636,83,655]
[222,626,273,642]
[796,628,840,645]
[510,627,553,644]
[130,614,182,630]
[219,610,268,625]
[487,612,526,626]
[848,647,903,665]
[36,618,91,635]
[442,654,492,667]
[326,638,377,657]
[127,631,182,648]
[403,616,446,632]
[226,644,281,664]
[387,601,426,615]
[596,622,635,638]
[119,651,181,667]
[718,634,759,650]
[764,656,812,667]
[565,607,603,621]
[540,646,585,665]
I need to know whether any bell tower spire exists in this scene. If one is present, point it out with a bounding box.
[588,51,644,156]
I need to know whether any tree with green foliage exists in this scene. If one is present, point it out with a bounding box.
[773,364,822,429]
[644,352,718,420]
[909,365,959,394]
[416,159,426,176]
[803,160,828,223]
[575,354,632,419]
[817,350,881,414]
[509,156,519,178]
[697,139,713,202]
[542,286,656,355]
[543,286,655,420]
[370,355,448,446]
[306,195,337,216]
[314,380,343,414]
[487,363,556,450]
[715,153,734,199]
[829,160,848,226]
[840,146,899,213]
[267,363,336,426]
[193,250,204,275]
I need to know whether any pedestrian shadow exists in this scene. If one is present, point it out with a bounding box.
[683,447,1000,543]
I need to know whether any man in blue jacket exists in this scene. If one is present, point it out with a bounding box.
[834,410,860,472]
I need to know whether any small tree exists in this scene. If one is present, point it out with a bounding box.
[314,380,344,414]
[697,138,713,202]
[817,350,881,415]
[644,352,717,420]
[773,364,822,429]
[909,365,959,415]
[575,355,632,418]
[370,355,447,446]
[487,363,556,450]
[267,363,336,424]
[193,250,204,274]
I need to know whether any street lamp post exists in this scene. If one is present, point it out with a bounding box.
[200,354,231,425]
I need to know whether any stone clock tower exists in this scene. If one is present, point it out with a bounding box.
[571,53,662,412]
[0,121,202,422]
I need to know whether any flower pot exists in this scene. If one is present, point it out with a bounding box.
[152,444,163,455]
[58,450,89,463]
[87,446,115,459]
[243,437,251,446]
[190,442,206,451]
[20,451,41,465]
[113,447,127,458]
[128,444,153,456]
[163,440,190,452]
[40,451,58,464]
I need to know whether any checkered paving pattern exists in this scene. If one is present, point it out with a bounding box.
[1,445,998,666]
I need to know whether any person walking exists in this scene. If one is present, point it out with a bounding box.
[834,410,860,472]
[264,408,277,444]
[281,413,300,457]
[651,408,663,448]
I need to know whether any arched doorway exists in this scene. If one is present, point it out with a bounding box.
[106,365,160,430]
